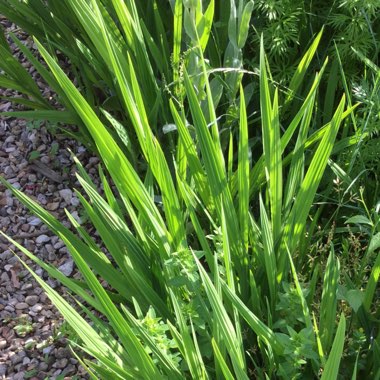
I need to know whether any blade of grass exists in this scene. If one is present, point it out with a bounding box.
[35,39,172,261]
[0,44,47,104]
[170,99,211,207]
[0,110,77,124]
[321,314,346,380]
[319,247,340,352]
[363,252,380,311]
[238,85,249,250]
[199,0,214,52]
[237,1,254,49]
[195,255,248,378]
[168,290,209,379]
[121,304,183,380]
[283,89,316,216]
[246,58,329,198]
[212,338,235,380]
[62,236,163,379]
[221,280,283,355]
[91,0,186,249]
[286,245,313,330]
[259,195,277,311]
[11,256,130,372]
[285,28,324,106]
[278,95,346,280]
[260,37,282,245]
[0,177,135,299]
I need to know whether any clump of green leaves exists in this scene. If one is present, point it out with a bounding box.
[13,316,34,337]
[327,0,379,65]
[249,0,379,82]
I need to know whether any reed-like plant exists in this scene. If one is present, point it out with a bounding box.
[0,0,255,161]
[1,1,379,379]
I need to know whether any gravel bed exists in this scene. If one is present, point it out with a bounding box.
[0,16,99,380]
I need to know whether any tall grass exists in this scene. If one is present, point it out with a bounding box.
[1,0,379,378]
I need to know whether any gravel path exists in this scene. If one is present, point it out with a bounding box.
[0,17,97,380]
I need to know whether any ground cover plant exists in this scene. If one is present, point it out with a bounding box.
[0,0,379,378]
[249,0,379,79]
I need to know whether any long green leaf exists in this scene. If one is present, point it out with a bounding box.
[321,314,346,380]
[195,255,248,378]
[35,39,172,260]
[0,177,134,299]
[259,196,277,310]
[9,256,130,374]
[169,290,208,380]
[212,338,235,380]
[319,248,340,352]
[363,252,380,311]
[285,28,324,105]
[260,37,282,244]
[238,85,249,250]
[278,95,346,280]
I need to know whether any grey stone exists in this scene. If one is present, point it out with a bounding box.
[4,165,15,176]
[52,369,62,377]
[45,244,54,254]
[56,347,70,359]
[70,211,81,224]
[53,241,65,250]
[47,250,56,261]
[0,250,12,261]
[7,256,19,265]
[10,350,26,365]
[42,347,54,356]
[70,196,80,207]
[30,304,43,313]
[59,189,72,204]
[37,194,47,204]
[15,294,25,302]
[34,287,43,295]
[11,181,21,189]
[22,356,31,365]
[28,174,37,182]
[39,362,49,371]
[40,155,50,164]
[13,372,25,380]
[0,272,10,283]
[4,264,13,271]
[46,202,60,211]
[62,364,76,376]
[36,234,50,244]
[0,364,6,376]
[41,309,53,318]
[46,279,57,289]
[28,217,42,226]
[15,302,29,310]
[25,295,39,306]
[54,358,68,369]
[58,260,74,276]
[21,283,33,291]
